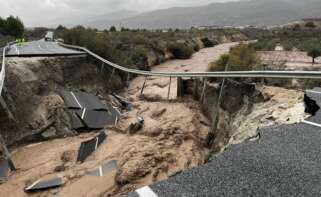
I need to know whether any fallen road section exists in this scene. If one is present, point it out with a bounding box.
[77,132,107,163]
[0,158,15,182]
[87,160,117,177]
[60,90,121,130]
[24,176,64,192]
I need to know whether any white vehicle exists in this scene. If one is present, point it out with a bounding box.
[44,31,54,41]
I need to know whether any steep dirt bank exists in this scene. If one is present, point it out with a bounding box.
[1,56,123,146]
[0,42,308,197]
[186,79,307,153]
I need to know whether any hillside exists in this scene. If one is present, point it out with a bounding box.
[88,0,321,29]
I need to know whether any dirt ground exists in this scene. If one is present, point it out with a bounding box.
[257,51,321,70]
[0,43,308,196]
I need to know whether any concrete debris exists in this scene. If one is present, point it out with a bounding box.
[0,158,15,183]
[111,93,132,110]
[60,90,120,130]
[87,160,117,177]
[304,94,320,115]
[128,116,144,134]
[77,132,107,163]
[24,176,64,192]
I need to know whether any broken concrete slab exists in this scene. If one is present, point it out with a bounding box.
[73,91,107,111]
[76,109,115,129]
[60,91,82,109]
[0,158,15,182]
[24,176,64,192]
[61,90,120,130]
[60,90,108,110]
[68,110,85,130]
[111,93,132,110]
[87,160,117,177]
[128,117,144,134]
[77,132,106,163]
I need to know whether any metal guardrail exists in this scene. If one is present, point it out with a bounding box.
[0,45,8,95]
[59,43,321,80]
[0,42,15,95]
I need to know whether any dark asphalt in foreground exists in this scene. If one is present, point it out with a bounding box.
[129,123,321,197]
[6,40,85,57]
[128,90,321,197]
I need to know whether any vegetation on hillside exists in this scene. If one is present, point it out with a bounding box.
[0,16,24,38]
[0,16,24,46]
[208,44,261,71]
[250,25,321,52]
[57,26,228,70]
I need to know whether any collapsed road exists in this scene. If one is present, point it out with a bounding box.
[0,38,320,197]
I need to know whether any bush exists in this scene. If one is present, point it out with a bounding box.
[168,43,194,59]
[208,54,230,71]
[307,48,321,64]
[131,46,149,70]
[208,44,261,71]
[201,37,216,48]
[0,15,24,38]
[305,22,316,28]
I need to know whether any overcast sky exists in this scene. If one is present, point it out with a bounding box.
[0,0,236,27]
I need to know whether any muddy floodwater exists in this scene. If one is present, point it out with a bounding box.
[0,42,307,196]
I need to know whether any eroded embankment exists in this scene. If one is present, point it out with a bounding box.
[0,43,309,197]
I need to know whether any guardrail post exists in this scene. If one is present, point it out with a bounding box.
[140,76,148,98]
[200,78,208,104]
[126,73,130,87]
[177,77,184,98]
[100,62,104,73]
[108,68,115,84]
[167,76,172,100]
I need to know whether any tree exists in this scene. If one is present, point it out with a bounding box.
[4,16,24,37]
[56,25,66,31]
[110,26,117,32]
[0,17,5,34]
[307,48,321,64]
[305,21,316,28]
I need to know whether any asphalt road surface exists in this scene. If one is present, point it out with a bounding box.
[6,40,85,57]
[129,89,321,197]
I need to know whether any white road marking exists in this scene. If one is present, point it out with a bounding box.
[70,91,82,108]
[302,120,321,128]
[136,186,158,197]
[38,44,44,51]
[25,179,41,190]
[81,108,86,119]
[99,166,103,177]
[14,45,20,55]
[306,90,321,94]
[94,137,99,150]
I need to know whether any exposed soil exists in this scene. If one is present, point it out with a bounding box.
[0,43,308,196]
[257,51,321,70]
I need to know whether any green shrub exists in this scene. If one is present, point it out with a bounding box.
[201,37,215,48]
[131,46,149,70]
[168,42,194,59]
[208,44,261,71]
[208,54,230,71]
[305,22,316,28]
[307,48,321,64]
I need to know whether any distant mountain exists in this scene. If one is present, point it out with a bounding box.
[89,0,321,29]
[47,10,139,29]
[86,10,139,29]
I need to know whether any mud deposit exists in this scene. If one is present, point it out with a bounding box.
[0,43,308,196]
